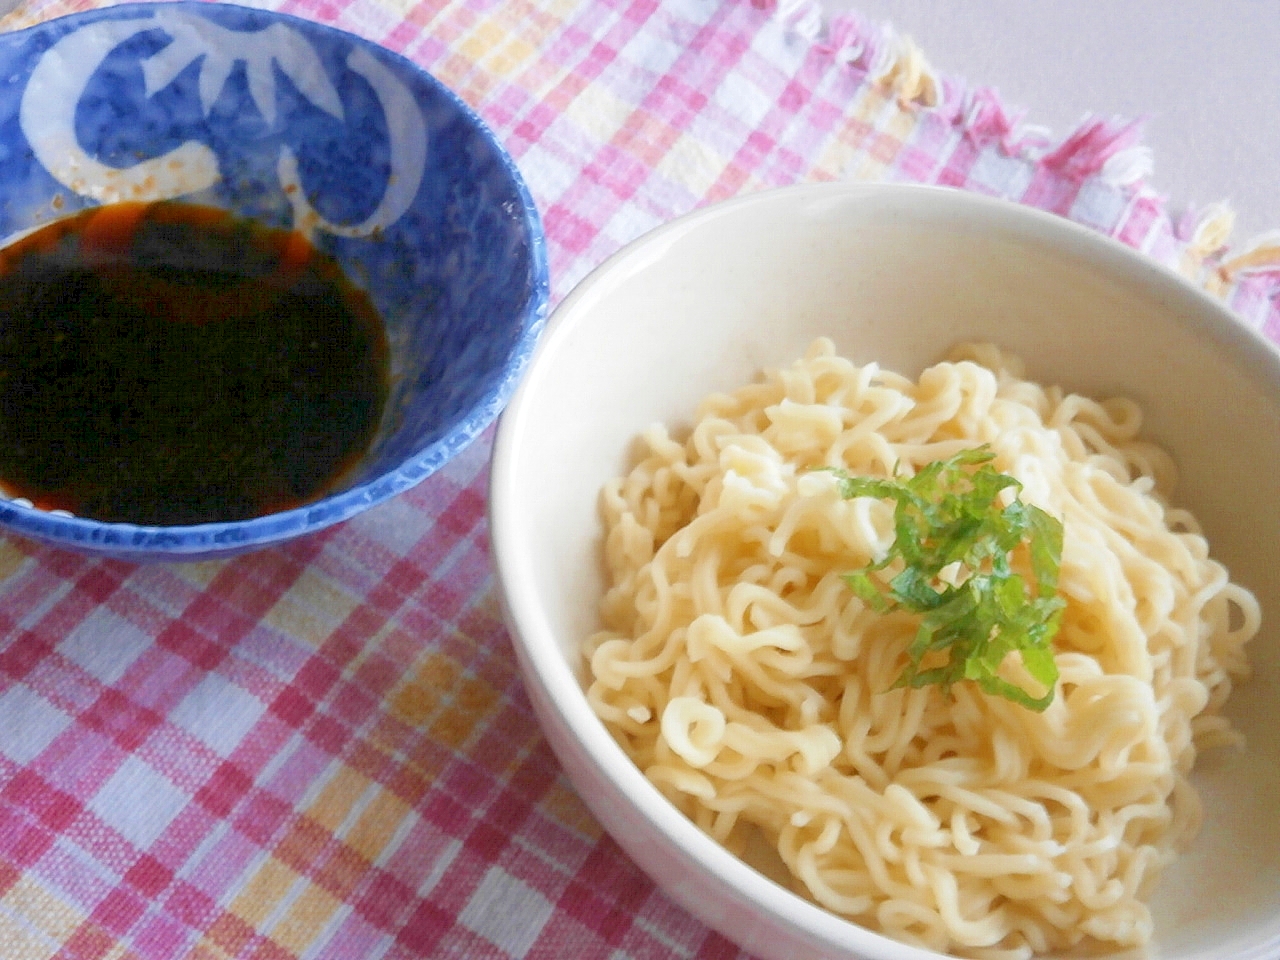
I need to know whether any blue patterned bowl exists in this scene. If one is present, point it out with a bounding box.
[0,2,548,560]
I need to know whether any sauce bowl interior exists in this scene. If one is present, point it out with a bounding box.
[0,2,547,558]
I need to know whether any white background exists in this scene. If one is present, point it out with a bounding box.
[820,0,1280,242]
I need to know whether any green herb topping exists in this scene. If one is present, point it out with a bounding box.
[830,447,1065,711]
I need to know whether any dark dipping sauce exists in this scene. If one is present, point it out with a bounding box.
[0,201,390,526]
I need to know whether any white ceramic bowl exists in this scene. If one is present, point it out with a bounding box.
[489,183,1280,960]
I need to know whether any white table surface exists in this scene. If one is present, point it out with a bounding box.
[822,0,1280,244]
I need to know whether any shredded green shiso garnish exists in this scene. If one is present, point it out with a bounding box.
[830,446,1065,711]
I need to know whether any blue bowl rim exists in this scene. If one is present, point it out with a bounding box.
[0,0,551,557]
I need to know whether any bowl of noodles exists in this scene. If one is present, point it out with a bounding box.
[489,183,1280,960]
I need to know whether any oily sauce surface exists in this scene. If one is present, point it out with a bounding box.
[0,202,390,526]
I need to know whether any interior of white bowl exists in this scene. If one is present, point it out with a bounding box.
[490,183,1280,960]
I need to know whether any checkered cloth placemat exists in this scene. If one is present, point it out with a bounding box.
[1,1,1277,958]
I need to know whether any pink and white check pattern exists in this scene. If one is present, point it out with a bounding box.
[0,1,1276,958]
